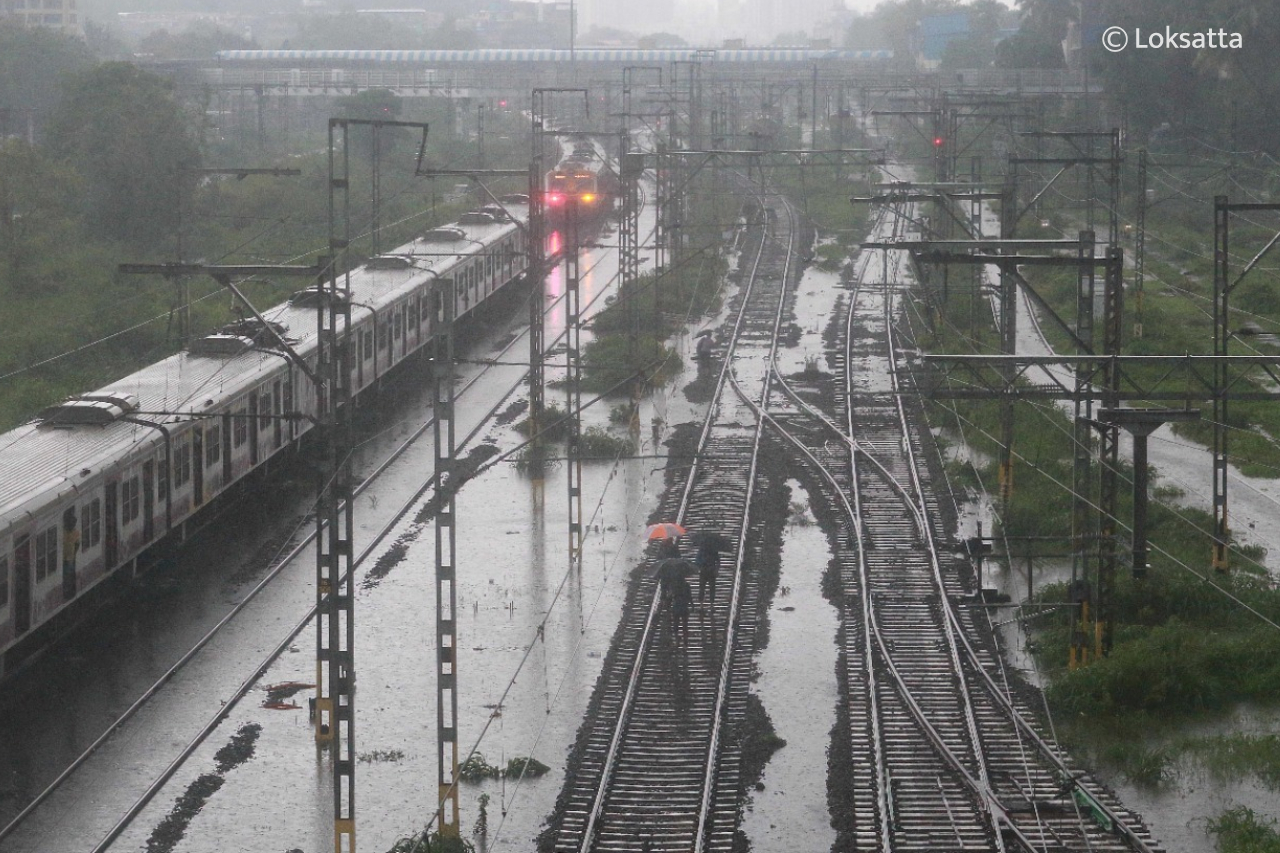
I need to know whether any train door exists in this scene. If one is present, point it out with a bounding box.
[192,430,205,507]
[13,534,30,636]
[273,380,283,450]
[104,481,119,571]
[142,462,155,542]
[248,392,260,466]
[283,378,295,442]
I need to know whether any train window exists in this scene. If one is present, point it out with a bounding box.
[82,499,102,547]
[0,555,7,608]
[158,460,169,501]
[362,330,374,360]
[394,310,403,340]
[379,322,389,350]
[122,477,140,524]
[408,299,419,329]
[34,526,57,582]
[206,425,221,466]
[233,409,248,448]
[174,439,191,487]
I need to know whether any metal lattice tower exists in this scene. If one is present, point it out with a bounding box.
[320,118,357,853]
[1070,230,1097,669]
[433,276,460,837]
[565,201,584,570]
[527,111,547,480]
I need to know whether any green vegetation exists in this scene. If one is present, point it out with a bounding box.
[47,62,201,246]
[922,348,1280,722]
[457,753,501,782]
[579,426,633,459]
[579,222,725,395]
[0,22,531,431]
[388,832,475,853]
[456,751,550,782]
[1209,807,1280,853]
[503,756,550,779]
[1188,733,1280,790]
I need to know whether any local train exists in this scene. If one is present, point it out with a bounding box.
[544,139,617,229]
[0,197,532,677]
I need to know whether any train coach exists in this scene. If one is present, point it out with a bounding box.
[0,198,531,677]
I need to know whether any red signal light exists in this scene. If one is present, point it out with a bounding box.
[548,193,563,205]
[933,137,944,147]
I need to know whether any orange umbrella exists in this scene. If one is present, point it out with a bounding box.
[646,522,687,540]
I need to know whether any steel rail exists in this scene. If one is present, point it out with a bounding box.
[872,203,1158,851]
[892,262,1163,853]
[768,205,896,850]
[760,244,1036,851]
[880,227,1008,849]
[693,189,799,853]
[575,186,780,853]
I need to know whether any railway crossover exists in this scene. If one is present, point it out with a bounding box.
[761,202,1164,852]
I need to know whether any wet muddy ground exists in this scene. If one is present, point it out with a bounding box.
[740,481,838,853]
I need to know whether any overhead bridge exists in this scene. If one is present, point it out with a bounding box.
[213,48,895,64]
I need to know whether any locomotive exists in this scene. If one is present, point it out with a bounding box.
[544,139,617,229]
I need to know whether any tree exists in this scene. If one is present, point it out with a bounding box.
[0,22,94,139]
[0,139,81,291]
[638,32,688,48]
[994,30,1065,68]
[45,62,201,248]
[772,31,811,47]
[136,21,258,61]
[335,89,404,123]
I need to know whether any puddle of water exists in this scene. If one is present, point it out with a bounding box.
[742,481,838,853]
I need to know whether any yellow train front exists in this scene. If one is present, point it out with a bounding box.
[544,160,612,231]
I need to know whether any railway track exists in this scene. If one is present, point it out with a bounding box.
[759,200,1164,852]
[552,188,802,853]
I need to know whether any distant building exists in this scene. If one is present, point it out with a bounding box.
[3,0,84,37]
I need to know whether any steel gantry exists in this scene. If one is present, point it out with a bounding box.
[864,233,1132,663]
[533,88,590,568]
[1212,197,1280,572]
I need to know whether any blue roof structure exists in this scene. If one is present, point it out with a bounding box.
[215,48,893,63]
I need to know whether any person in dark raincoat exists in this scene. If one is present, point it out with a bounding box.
[670,575,693,642]
[693,531,730,608]
[657,536,681,560]
[656,556,694,602]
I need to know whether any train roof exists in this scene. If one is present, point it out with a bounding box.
[0,204,527,528]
